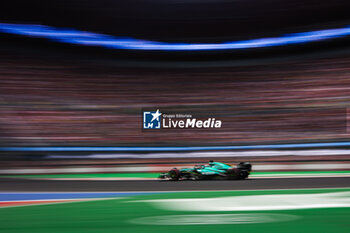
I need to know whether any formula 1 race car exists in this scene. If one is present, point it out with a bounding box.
[159,161,252,181]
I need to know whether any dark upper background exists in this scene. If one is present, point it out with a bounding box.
[1,1,350,148]
[1,0,350,42]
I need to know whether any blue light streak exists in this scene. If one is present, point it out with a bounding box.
[0,23,350,51]
[1,142,350,152]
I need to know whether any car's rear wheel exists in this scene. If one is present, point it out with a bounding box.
[168,168,180,181]
[237,162,252,172]
[238,170,249,179]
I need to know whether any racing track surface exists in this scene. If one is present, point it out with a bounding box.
[0,177,349,192]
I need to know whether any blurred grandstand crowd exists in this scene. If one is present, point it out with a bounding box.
[0,54,349,147]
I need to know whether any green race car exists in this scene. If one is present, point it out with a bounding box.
[159,161,252,181]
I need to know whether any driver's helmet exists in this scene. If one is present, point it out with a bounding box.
[194,165,202,170]
[209,160,214,166]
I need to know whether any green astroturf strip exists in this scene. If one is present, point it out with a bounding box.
[0,188,350,233]
[1,171,350,179]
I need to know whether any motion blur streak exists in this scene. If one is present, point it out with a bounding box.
[1,23,350,51]
[2,141,350,151]
[138,192,350,211]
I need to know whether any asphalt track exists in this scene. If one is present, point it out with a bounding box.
[0,177,349,192]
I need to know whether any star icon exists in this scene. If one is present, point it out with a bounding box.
[151,109,162,122]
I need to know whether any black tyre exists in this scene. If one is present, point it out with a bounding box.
[238,170,249,179]
[237,162,252,172]
[168,168,180,181]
